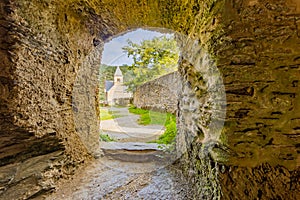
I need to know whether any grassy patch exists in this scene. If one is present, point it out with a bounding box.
[128,106,166,125]
[100,108,122,120]
[155,113,177,144]
[129,106,177,144]
[128,106,148,115]
[99,133,115,142]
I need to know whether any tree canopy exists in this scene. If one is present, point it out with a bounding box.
[122,35,179,91]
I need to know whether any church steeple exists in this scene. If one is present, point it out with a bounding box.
[114,66,123,84]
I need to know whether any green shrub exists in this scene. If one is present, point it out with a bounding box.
[155,114,177,144]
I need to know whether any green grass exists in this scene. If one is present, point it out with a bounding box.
[128,106,166,125]
[155,114,177,144]
[128,106,177,144]
[100,108,122,120]
[99,133,115,142]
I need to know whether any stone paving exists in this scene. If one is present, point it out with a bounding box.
[46,107,193,199]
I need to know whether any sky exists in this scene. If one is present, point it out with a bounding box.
[101,29,172,66]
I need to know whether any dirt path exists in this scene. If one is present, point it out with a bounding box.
[46,107,193,199]
[100,107,165,142]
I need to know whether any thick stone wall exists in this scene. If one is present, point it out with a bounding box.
[0,1,95,198]
[133,71,180,114]
[219,1,300,197]
[176,1,300,199]
[0,0,299,199]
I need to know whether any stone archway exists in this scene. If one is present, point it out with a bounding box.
[0,0,299,199]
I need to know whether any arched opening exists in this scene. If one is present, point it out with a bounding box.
[69,24,227,198]
[98,28,182,172]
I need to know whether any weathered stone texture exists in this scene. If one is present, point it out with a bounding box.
[0,0,94,198]
[133,71,180,114]
[0,0,299,199]
[177,0,300,199]
[219,0,300,170]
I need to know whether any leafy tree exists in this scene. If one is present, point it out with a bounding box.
[122,35,179,91]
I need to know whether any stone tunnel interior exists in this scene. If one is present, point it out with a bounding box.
[0,0,299,199]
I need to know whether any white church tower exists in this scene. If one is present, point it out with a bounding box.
[114,66,123,85]
[106,66,132,105]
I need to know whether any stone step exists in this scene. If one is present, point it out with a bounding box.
[100,141,165,151]
[100,142,169,163]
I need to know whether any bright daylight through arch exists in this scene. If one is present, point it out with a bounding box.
[98,28,181,173]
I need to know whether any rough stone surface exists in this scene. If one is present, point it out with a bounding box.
[133,71,180,114]
[176,0,300,199]
[0,0,299,199]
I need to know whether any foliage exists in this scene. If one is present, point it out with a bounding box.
[122,35,179,91]
[99,133,115,142]
[155,115,177,144]
[128,106,177,144]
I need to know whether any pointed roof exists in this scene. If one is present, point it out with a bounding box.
[114,66,123,76]
[105,80,114,92]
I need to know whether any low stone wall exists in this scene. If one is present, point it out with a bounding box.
[133,72,181,114]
